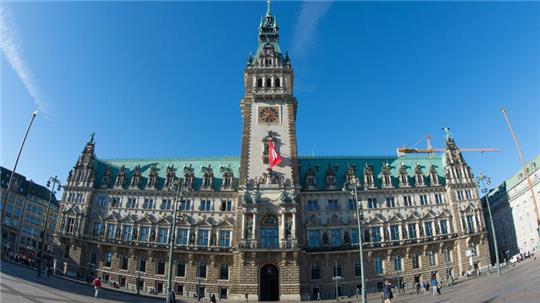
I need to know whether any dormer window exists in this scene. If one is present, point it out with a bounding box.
[165,165,176,189]
[115,166,126,188]
[147,165,158,190]
[398,163,409,187]
[382,164,392,188]
[429,165,439,186]
[304,166,318,190]
[201,165,214,191]
[130,165,141,189]
[183,165,195,190]
[325,164,338,190]
[364,164,375,189]
[414,164,424,187]
[265,59,272,66]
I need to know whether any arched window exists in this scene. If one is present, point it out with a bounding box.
[275,78,281,87]
[104,251,112,267]
[220,263,229,280]
[310,263,321,280]
[257,78,263,88]
[266,78,272,87]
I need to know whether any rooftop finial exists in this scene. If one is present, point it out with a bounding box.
[266,0,271,16]
[442,127,453,140]
[89,131,95,143]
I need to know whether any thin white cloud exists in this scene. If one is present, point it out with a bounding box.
[291,1,332,58]
[0,3,46,113]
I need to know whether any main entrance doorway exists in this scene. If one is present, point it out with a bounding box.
[259,264,279,301]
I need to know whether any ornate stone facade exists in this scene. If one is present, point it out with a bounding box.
[52,3,490,301]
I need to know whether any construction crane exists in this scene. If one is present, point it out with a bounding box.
[397,130,499,157]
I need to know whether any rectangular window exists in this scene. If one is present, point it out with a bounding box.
[457,191,464,201]
[408,223,417,239]
[466,215,475,233]
[394,256,402,271]
[197,264,207,278]
[180,200,191,211]
[386,197,395,208]
[220,200,233,211]
[157,261,165,275]
[122,225,133,241]
[348,199,357,210]
[368,198,378,209]
[371,226,381,243]
[424,222,433,237]
[420,195,429,205]
[139,226,150,242]
[219,230,232,247]
[333,263,343,277]
[93,222,102,237]
[428,252,436,266]
[200,200,212,211]
[139,257,146,272]
[98,196,107,207]
[412,254,420,269]
[143,198,154,209]
[127,197,137,209]
[403,196,412,207]
[111,197,121,207]
[219,264,229,280]
[435,194,444,204]
[307,200,319,211]
[440,220,448,235]
[160,199,172,210]
[327,200,339,210]
[158,227,169,244]
[351,229,359,245]
[176,229,189,245]
[197,229,209,246]
[465,190,472,200]
[176,262,185,277]
[390,225,400,241]
[311,264,321,280]
[375,257,383,274]
[106,224,116,239]
[307,230,320,248]
[354,261,361,276]
[330,229,341,247]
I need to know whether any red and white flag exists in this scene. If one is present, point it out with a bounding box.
[268,140,282,168]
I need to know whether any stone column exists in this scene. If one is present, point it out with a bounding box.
[252,213,257,246]
[291,212,296,239]
[280,212,286,241]
[241,213,246,240]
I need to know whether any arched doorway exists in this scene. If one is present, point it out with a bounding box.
[259,264,279,301]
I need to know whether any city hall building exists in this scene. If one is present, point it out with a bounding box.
[53,3,491,301]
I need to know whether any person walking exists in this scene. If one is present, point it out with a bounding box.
[93,276,102,298]
[211,293,217,303]
[382,280,393,303]
[166,289,176,303]
[431,277,439,296]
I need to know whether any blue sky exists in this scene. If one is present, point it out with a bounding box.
[2,1,539,193]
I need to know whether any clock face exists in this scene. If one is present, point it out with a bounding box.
[259,106,279,123]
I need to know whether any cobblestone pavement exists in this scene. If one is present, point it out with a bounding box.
[2,258,539,303]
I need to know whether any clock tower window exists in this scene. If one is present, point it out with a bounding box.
[266,78,272,87]
[257,78,263,88]
[275,78,280,87]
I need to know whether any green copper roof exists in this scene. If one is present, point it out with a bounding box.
[94,157,241,191]
[298,156,446,188]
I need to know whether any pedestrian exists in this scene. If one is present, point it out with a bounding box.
[316,291,321,301]
[211,293,217,303]
[431,277,438,296]
[166,289,176,303]
[448,275,454,289]
[382,280,393,303]
[93,276,102,298]
[415,282,420,295]
[356,287,360,298]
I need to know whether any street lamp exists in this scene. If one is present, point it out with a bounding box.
[332,268,343,302]
[1,111,38,252]
[347,175,366,303]
[136,270,141,295]
[166,177,189,302]
[38,176,62,276]
[477,173,501,277]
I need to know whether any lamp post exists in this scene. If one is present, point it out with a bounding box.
[477,173,501,277]
[1,111,38,253]
[136,270,141,295]
[166,177,188,301]
[349,175,366,303]
[332,272,343,302]
[39,176,61,276]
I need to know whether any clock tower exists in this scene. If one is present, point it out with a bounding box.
[234,2,302,301]
[239,3,298,191]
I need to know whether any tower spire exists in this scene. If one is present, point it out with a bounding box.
[267,0,271,16]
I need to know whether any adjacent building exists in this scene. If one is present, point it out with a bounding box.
[481,154,540,262]
[52,3,491,301]
[1,167,59,261]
